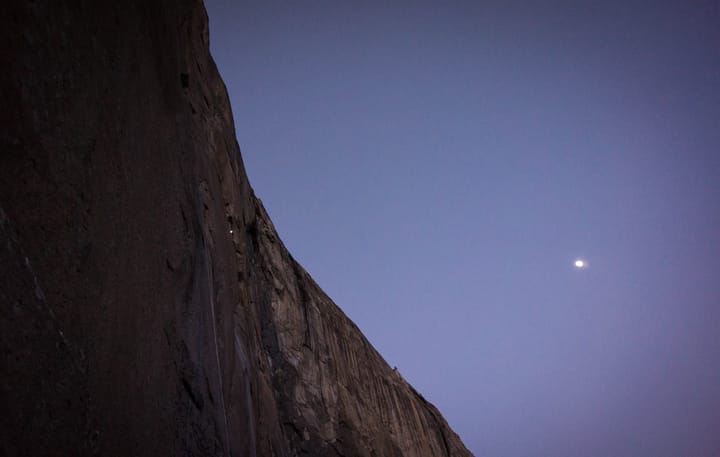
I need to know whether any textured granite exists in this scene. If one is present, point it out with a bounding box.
[0,2,473,455]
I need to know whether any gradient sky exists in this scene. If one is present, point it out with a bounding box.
[203,1,720,455]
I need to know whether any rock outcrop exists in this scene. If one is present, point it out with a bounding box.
[0,2,473,456]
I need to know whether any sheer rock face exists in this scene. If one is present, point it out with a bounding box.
[0,2,473,456]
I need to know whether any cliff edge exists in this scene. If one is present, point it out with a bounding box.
[0,2,473,456]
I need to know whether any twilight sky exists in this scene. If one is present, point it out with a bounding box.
[203,1,720,455]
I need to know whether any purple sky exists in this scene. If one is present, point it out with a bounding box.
[203,1,720,455]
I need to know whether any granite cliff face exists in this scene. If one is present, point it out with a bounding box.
[0,2,473,456]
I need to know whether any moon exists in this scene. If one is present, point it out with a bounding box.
[574,259,586,268]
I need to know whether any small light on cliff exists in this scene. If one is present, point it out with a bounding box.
[574,259,586,268]
[229,229,234,234]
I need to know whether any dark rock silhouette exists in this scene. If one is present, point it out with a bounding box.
[0,2,473,456]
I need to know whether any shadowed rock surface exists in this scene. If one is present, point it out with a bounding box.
[0,2,473,456]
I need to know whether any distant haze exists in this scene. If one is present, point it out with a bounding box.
[204,1,720,455]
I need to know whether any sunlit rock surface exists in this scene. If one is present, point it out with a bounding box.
[0,2,473,455]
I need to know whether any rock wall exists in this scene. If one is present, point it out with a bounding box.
[0,1,473,456]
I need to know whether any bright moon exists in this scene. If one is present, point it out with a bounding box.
[574,259,585,268]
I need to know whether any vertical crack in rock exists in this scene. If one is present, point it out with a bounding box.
[202,244,231,454]
[291,260,313,351]
[234,332,258,457]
